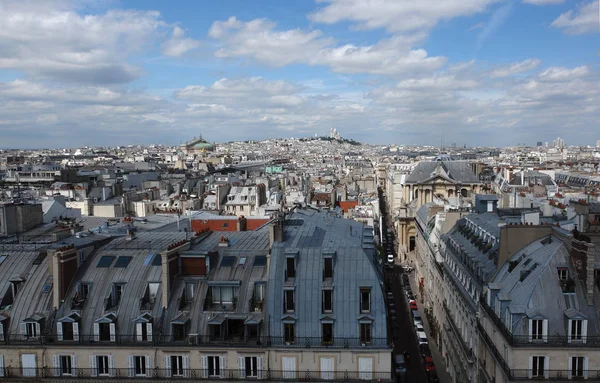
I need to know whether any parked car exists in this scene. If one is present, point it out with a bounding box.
[412,311,422,324]
[415,324,425,333]
[401,274,409,285]
[394,354,407,380]
[405,292,415,301]
[409,300,418,310]
[387,254,395,263]
[427,370,440,383]
[424,356,436,372]
[419,344,432,358]
[417,331,428,345]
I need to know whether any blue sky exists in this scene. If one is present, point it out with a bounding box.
[0,0,598,148]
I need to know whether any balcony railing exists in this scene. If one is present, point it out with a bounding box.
[443,303,474,363]
[0,367,393,381]
[479,297,600,347]
[510,369,600,380]
[1,334,392,349]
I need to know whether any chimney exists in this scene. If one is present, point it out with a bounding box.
[585,243,597,305]
[50,245,78,309]
[269,219,284,247]
[160,240,191,308]
[237,216,247,231]
[102,187,108,202]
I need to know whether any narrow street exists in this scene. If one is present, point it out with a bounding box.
[379,187,429,383]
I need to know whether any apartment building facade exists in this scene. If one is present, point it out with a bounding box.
[0,209,392,381]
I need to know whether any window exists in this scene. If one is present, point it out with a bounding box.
[558,268,568,280]
[59,355,73,376]
[322,289,333,313]
[322,323,333,344]
[570,319,584,341]
[96,355,110,376]
[242,356,261,378]
[530,319,545,342]
[323,257,333,279]
[570,356,587,379]
[531,356,546,378]
[114,256,132,268]
[360,288,371,313]
[207,356,222,377]
[284,323,295,344]
[113,283,125,306]
[185,283,196,303]
[24,322,39,338]
[220,256,236,267]
[253,256,267,267]
[136,321,152,342]
[59,322,78,341]
[209,286,238,305]
[79,283,90,299]
[360,323,372,344]
[169,356,185,377]
[134,356,147,376]
[97,256,115,267]
[284,289,295,312]
[286,257,296,279]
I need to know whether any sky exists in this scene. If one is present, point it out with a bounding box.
[0,0,598,148]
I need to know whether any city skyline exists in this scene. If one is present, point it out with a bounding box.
[0,0,599,148]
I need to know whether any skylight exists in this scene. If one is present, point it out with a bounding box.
[0,255,7,265]
[143,254,153,266]
[253,256,267,267]
[114,256,132,268]
[42,283,52,293]
[97,256,115,268]
[239,257,247,266]
[151,254,162,266]
[220,256,236,267]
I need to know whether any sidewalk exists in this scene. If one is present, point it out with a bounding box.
[408,274,452,383]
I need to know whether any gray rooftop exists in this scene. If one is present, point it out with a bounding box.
[267,210,387,342]
[405,161,480,184]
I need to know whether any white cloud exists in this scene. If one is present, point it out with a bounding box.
[208,17,445,75]
[538,66,590,81]
[522,0,564,5]
[0,1,166,84]
[551,1,599,34]
[489,59,541,77]
[161,26,200,57]
[309,0,498,34]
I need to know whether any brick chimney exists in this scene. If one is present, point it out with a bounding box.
[237,216,247,232]
[50,245,78,309]
[160,240,191,308]
[269,219,284,247]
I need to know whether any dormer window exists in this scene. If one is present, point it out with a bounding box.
[57,313,80,342]
[557,268,568,281]
[185,283,196,304]
[568,319,587,343]
[21,315,44,339]
[94,313,117,342]
[323,256,333,280]
[134,313,153,342]
[286,256,296,279]
[0,315,6,341]
[528,318,547,343]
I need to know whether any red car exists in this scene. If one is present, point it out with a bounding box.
[424,356,436,372]
[409,300,418,310]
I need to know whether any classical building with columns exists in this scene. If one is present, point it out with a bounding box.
[396,160,482,256]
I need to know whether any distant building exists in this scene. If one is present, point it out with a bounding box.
[537,142,543,147]
[179,136,215,156]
